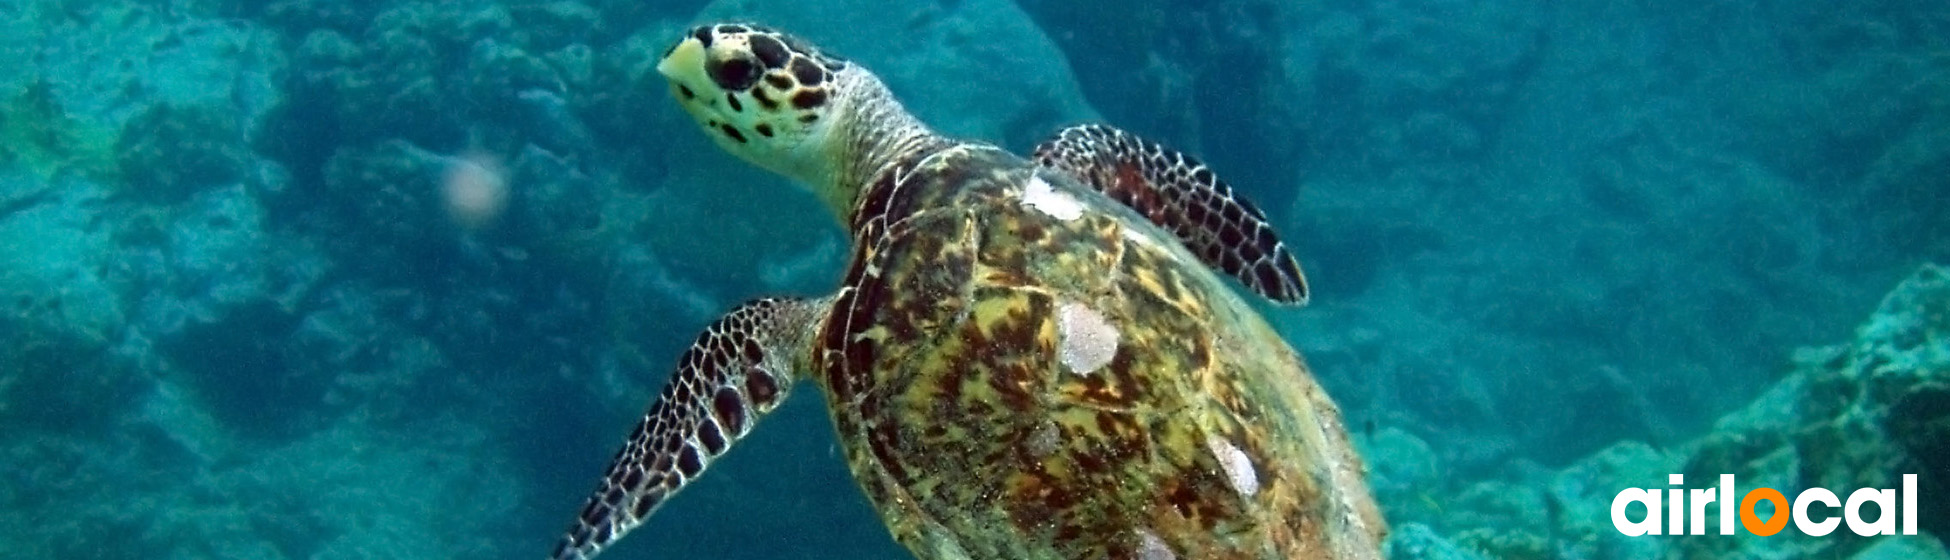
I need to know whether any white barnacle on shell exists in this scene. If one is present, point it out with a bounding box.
[1135,529,1175,560]
[1021,174,1084,220]
[1026,421,1061,457]
[1206,435,1260,497]
[1056,300,1119,375]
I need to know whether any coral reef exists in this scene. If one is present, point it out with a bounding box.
[1374,265,1950,559]
[117,103,251,202]
[0,400,524,559]
[0,2,529,557]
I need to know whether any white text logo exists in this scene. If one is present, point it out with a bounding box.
[1612,474,1919,537]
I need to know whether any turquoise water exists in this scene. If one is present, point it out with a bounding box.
[2,1,1943,559]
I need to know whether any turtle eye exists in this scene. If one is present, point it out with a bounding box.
[707,56,760,91]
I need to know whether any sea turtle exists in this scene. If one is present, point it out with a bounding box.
[548,22,1385,560]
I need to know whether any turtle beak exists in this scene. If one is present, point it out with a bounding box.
[657,37,707,83]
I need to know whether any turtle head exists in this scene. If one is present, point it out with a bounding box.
[659,24,941,221]
[658,24,860,208]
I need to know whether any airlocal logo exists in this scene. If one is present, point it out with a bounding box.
[1612,474,1919,536]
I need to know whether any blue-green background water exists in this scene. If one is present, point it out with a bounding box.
[2,0,1945,558]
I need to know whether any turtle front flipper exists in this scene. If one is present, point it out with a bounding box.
[550,297,828,560]
[1033,124,1310,304]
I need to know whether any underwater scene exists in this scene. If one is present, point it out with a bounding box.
[2,0,1945,558]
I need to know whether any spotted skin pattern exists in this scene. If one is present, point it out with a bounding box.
[1034,124,1311,304]
[549,22,1384,560]
[550,298,827,560]
[662,24,851,166]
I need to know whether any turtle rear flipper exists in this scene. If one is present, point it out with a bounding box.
[1033,124,1310,304]
[551,297,826,560]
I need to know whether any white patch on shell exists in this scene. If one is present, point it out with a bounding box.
[1120,225,1163,248]
[1021,174,1084,220]
[1135,529,1175,560]
[1056,300,1118,375]
[1206,435,1259,498]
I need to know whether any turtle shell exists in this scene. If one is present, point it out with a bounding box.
[812,144,1384,560]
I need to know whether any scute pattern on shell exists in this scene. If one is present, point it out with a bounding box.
[814,145,1384,559]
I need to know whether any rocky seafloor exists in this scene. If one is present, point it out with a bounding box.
[1,0,1944,558]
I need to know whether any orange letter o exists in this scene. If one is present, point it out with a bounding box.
[1741,488,1790,536]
